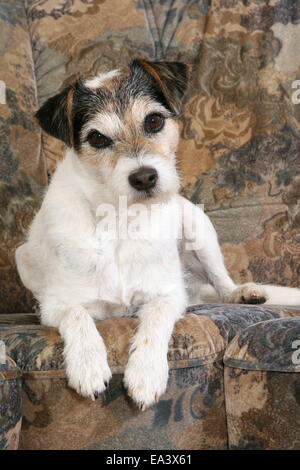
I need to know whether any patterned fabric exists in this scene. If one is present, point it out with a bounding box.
[19,363,227,450]
[0,313,40,325]
[224,317,300,372]
[0,313,224,374]
[0,310,227,449]
[174,1,300,288]
[0,0,47,313]
[224,318,300,450]
[187,303,300,342]
[0,356,23,450]
[225,368,300,450]
[0,307,299,450]
[0,305,295,373]
[26,0,155,172]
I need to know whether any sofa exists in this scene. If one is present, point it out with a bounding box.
[0,0,299,450]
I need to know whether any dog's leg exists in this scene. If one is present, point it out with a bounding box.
[15,243,42,298]
[224,282,268,304]
[46,305,112,399]
[180,196,237,300]
[225,282,300,306]
[123,291,186,410]
[179,196,269,304]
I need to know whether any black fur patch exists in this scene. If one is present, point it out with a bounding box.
[35,86,73,146]
[71,80,110,150]
[129,60,190,115]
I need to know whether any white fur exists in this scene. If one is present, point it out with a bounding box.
[84,70,121,89]
[16,79,300,409]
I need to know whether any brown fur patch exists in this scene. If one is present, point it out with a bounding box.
[67,88,75,147]
[77,146,119,169]
[137,59,170,103]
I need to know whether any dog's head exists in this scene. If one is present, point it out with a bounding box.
[35,60,190,203]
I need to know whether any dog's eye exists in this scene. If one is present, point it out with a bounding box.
[87,131,112,149]
[144,113,165,134]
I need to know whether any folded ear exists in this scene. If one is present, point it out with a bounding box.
[34,85,75,147]
[130,59,191,115]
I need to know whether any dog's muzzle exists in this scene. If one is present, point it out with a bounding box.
[128,166,158,192]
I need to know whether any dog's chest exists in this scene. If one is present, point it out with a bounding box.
[94,200,182,306]
[96,237,180,306]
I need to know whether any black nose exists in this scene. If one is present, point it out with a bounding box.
[128,167,158,191]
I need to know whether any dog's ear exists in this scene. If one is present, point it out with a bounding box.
[130,59,191,115]
[34,85,75,147]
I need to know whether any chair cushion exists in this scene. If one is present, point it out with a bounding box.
[0,305,298,450]
[0,312,225,374]
[0,304,297,373]
[224,317,300,372]
[224,318,300,450]
[0,309,225,449]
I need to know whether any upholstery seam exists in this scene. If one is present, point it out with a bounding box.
[223,358,300,373]
[205,204,288,214]
[23,0,48,183]
[142,0,164,59]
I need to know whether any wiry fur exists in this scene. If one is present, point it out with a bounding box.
[15,60,300,409]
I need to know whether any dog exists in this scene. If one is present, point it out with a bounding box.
[15,59,300,410]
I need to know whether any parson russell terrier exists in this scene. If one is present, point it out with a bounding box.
[15,59,300,409]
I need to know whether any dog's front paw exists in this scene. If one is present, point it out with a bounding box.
[225,282,268,305]
[65,339,112,400]
[123,348,169,410]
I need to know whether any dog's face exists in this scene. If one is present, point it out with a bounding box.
[35,60,190,203]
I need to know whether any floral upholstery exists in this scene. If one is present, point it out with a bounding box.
[224,318,300,449]
[0,356,22,450]
[0,305,299,450]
